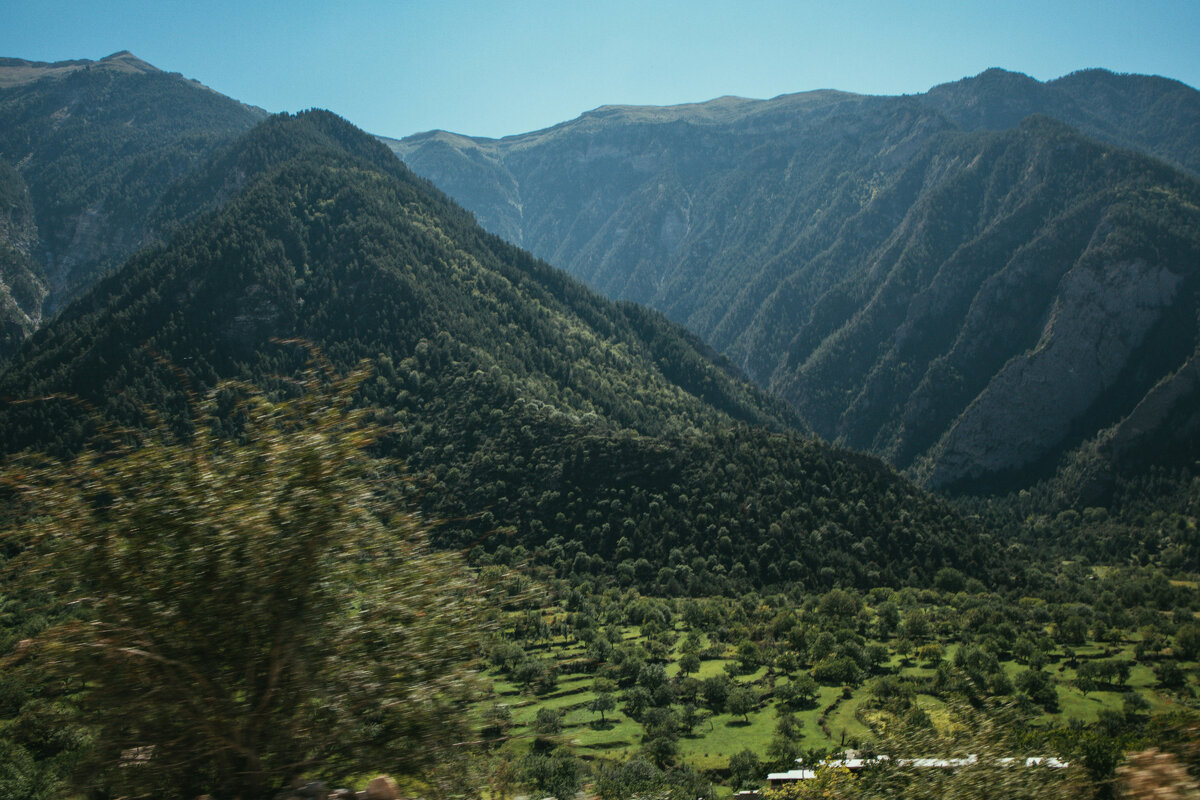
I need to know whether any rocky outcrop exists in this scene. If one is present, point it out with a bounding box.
[925,258,1184,487]
[1105,352,1200,461]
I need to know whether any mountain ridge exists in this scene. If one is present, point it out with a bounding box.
[0,50,160,88]
[388,68,1200,495]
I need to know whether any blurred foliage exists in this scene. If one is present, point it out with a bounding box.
[0,362,483,798]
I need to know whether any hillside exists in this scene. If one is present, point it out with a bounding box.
[0,49,266,349]
[0,110,992,593]
[387,69,1200,495]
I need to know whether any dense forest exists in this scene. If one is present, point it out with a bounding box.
[0,110,992,594]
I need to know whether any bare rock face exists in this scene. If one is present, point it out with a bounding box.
[1106,353,1200,460]
[927,258,1182,486]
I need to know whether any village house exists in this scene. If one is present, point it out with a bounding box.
[766,750,1068,787]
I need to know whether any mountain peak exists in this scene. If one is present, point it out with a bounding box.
[926,67,1041,97]
[974,66,1037,81]
[0,50,159,89]
[97,50,158,72]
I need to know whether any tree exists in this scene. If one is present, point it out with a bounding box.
[875,601,900,639]
[514,658,550,691]
[729,748,763,791]
[595,759,714,800]
[679,651,702,677]
[701,675,732,712]
[768,711,805,769]
[1154,660,1185,689]
[736,640,761,673]
[1,366,482,799]
[482,703,514,743]
[622,685,653,720]
[520,750,583,800]
[1056,616,1089,646]
[727,686,757,722]
[642,734,680,770]
[1175,623,1200,661]
[590,691,616,723]
[1016,669,1060,714]
[864,644,890,674]
[778,673,820,711]
[901,613,931,642]
[643,707,680,741]
[533,707,564,737]
[813,656,863,687]
[933,567,966,594]
[776,651,799,676]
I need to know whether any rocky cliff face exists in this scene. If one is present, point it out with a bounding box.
[924,257,1185,487]
[387,70,1200,492]
[759,121,1200,490]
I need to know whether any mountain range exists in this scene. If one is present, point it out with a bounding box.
[0,56,994,594]
[1,52,1198,579]
[387,69,1200,495]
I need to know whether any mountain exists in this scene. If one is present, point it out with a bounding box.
[385,69,1200,494]
[0,109,994,593]
[921,68,1200,176]
[0,50,266,351]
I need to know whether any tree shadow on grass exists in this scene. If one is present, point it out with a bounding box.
[589,719,616,731]
[587,740,632,750]
[725,719,752,728]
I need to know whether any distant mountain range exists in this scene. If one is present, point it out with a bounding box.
[387,69,1200,495]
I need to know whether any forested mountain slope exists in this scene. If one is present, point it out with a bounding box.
[0,50,266,343]
[386,69,1200,493]
[0,110,993,592]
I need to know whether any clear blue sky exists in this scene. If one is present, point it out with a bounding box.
[5,0,1199,140]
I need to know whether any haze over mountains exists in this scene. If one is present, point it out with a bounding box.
[388,69,1200,495]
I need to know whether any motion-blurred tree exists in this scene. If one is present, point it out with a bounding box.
[1,362,482,799]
